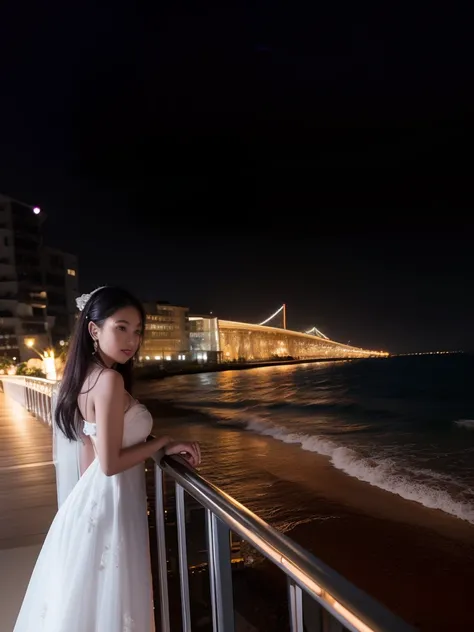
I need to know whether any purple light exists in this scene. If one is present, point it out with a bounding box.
[33,207,41,215]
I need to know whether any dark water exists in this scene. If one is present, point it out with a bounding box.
[140,354,474,524]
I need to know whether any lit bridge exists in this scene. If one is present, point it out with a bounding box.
[217,304,388,362]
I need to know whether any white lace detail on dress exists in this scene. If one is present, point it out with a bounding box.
[99,544,110,570]
[40,603,48,625]
[99,540,121,571]
[83,420,97,436]
[123,614,135,631]
[88,500,98,533]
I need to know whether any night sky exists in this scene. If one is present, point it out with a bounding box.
[1,3,473,354]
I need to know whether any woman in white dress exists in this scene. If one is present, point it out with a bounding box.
[14,286,201,632]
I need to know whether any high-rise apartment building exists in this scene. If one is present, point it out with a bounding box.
[0,194,79,361]
[41,247,79,346]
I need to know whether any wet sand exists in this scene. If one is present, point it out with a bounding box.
[142,396,474,631]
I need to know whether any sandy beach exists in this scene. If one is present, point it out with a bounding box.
[141,395,474,631]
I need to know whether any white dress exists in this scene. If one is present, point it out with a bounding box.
[14,402,155,632]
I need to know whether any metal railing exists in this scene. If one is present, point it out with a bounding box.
[153,455,416,632]
[0,375,55,424]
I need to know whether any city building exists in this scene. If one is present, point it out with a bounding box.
[188,315,388,363]
[189,315,222,363]
[217,319,387,360]
[41,247,79,346]
[0,194,79,362]
[141,302,190,361]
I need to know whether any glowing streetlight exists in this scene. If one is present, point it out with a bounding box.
[33,206,41,215]
[23,338,57,380]
[42,350,57,381]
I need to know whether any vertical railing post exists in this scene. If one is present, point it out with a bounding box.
[288,578,304,632]
[25,385,31,413]
[34,388,39,417]
[47,391,52,424]
[155,463,171,632]
[40,391,45,422]
[176,482,192,632]
[206,510,235,632]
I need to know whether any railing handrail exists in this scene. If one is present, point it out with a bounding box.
[155,455,415,632]
[0,375,56,385]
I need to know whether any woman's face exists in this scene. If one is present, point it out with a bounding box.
[91,306,142,366]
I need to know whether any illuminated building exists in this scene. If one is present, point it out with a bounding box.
[41,247,79,346]
[141,302,190,361]
[0,195,80,360]
[141,305,387,365]
[169,313,387,364]
[0,195,53,361]
[218,320,388,361]
[189,316,222,363]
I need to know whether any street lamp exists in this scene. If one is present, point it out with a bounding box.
[24,338,57,381]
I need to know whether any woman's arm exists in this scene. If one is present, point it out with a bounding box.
[94,370,196,476]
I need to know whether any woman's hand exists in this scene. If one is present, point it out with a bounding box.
[158,435,174,447]
[164,441,201,468]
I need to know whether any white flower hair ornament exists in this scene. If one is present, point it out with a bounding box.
[75,286,107,313]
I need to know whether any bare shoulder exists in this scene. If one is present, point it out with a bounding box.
[95,369,125,394]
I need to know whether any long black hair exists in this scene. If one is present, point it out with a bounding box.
[55,286,146,441]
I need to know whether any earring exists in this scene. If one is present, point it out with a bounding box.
[93,339,98,354]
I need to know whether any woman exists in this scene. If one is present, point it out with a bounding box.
[14,286,201,631]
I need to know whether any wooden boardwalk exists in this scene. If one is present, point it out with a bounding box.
[0,392,56,550]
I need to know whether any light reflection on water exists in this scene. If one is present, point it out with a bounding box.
[141,355,474,524]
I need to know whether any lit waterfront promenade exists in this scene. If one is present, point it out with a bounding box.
[0,392,56,631]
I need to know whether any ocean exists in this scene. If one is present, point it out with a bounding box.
[139,353,474,526]
[138,353,474,630]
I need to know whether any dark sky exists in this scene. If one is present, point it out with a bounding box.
[0,2,473,354]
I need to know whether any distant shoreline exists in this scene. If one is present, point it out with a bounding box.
[135,355,386,380]
[135,351,471,381]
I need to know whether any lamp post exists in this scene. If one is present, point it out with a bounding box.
[24,338,57,381]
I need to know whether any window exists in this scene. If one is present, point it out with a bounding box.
[50,255,63,269]
[32,307,45,318]
[67,269,76,276]
[46,273,64,287]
